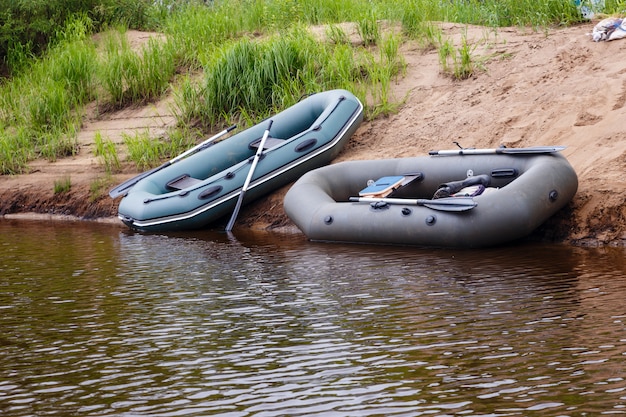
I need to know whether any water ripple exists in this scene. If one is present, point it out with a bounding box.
[1,222,626,415]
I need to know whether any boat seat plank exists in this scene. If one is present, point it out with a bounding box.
[360,173,424,198]
[387,173,424,197]
[359,176,405,198]
[166,174,203,190]
[249,136,285,150]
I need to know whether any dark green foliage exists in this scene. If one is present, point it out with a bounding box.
[0,0,153,77]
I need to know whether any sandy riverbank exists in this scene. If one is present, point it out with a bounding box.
[1,23,624,247]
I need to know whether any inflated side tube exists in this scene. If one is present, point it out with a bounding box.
[117,89,364,232]
[284,152,578,248]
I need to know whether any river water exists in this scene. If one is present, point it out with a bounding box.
[1,219,625,416]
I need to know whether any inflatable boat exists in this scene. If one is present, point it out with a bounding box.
[283,146,578,248]
[112,89,363,232]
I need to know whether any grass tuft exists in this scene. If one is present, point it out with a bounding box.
[53,176,72,194]
[98,28,177,109]
[94,131,121,174]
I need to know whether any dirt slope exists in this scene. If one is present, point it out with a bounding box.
[1,24,625,246]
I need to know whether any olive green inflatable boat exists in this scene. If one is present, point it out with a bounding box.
[112,89,363,232]
[283,146,578,248]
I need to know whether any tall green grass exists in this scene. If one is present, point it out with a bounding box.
[3,15,98,132]
[122,128,198,170]
[357,10,381,47]
[122,130,167,171]
[439,31,478,81]
[173,25,405,127]
[0,14,96,171]
[0,0,612,175]
[0,128,33,175]
[94,131,121,174]
[53,176,72,194]
[163,2,245,69]
[199,32,312,125]
[0,15,180,174]
[99,28,177,108]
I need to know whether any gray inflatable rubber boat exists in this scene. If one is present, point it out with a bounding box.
[113,89,363,232]
[283,146,578,248]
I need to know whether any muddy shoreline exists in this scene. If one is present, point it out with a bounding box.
[0,176,622,248]
[1,24,625,247]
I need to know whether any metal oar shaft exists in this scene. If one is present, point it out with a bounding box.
[225,120,273,231]
[429,146,566,156]
[349,196,477,212]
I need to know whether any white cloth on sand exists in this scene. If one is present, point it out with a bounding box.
[591,17,626,42]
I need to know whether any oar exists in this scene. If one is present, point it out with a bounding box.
[428,145,566,156]
[349,196,477,212]
[108,124,237,198]
[225,120,273,232]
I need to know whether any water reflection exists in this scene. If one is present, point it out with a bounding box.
[0,220,625,416]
